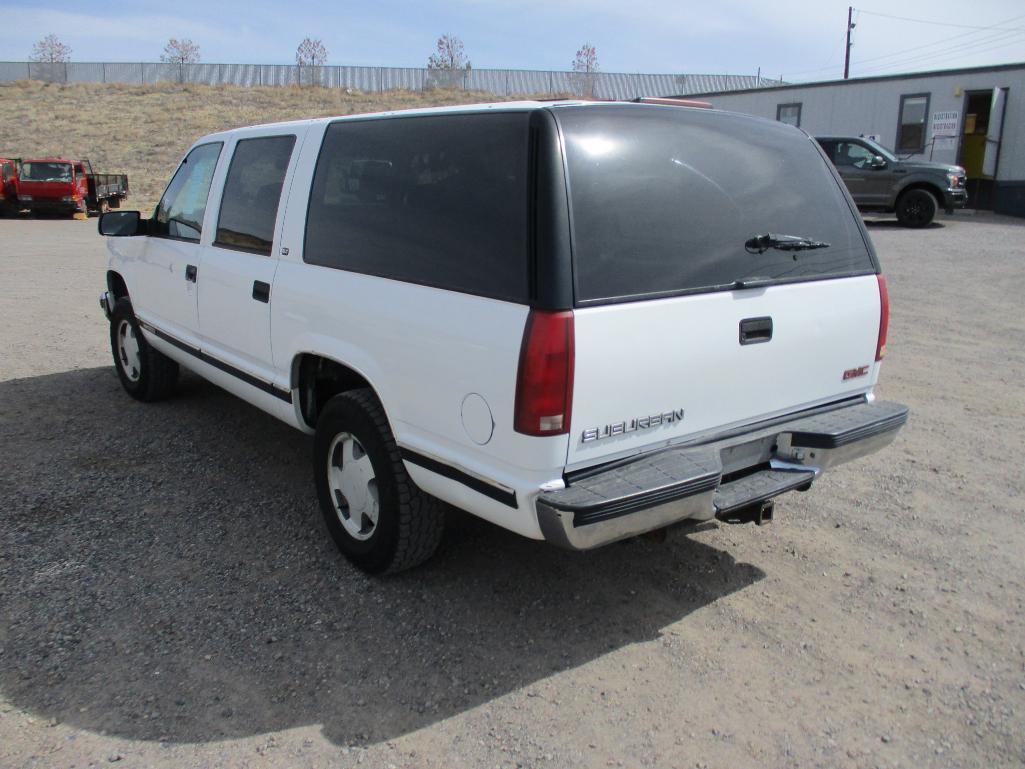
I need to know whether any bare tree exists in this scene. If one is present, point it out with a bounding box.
[161,38,201,65]
[426,35,470,89]
[572,42,599,74]
[296,37,328,66]
[571,42,599,97]
[428,34,471,70]
[30,34,71,63]
[296,37,328,86]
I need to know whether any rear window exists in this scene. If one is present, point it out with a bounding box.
[304,112,531,302]
[557,106,875,304]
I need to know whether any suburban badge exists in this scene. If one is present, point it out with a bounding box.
[582,409,685,443]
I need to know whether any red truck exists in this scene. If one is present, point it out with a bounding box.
[0,157,19,217]
[18,157,128,217]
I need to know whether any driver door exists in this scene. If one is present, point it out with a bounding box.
[131,142,223,345]
[834,140,891,207]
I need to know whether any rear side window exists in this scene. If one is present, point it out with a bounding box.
[304,113,530,302]
[153,142,222,241]
[215,135,296,255]
[557,106,875,304]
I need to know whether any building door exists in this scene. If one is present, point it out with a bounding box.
[959,88,1007,209]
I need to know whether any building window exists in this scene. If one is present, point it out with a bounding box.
[776,103,802,127]
[896,93,930,153]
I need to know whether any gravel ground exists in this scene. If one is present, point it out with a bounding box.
[1,212,1023,769]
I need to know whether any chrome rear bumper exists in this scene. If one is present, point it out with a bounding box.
[537,399,909,550]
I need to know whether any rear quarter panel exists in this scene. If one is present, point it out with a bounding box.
[269,123,566,539]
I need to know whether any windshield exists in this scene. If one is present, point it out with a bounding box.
[21,162,73,183]
[860,138,898,163]
[557,105,876,304]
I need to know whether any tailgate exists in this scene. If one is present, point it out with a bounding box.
[568,275,881,467]
[553,104,883,470]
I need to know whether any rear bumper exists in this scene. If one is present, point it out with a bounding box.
[537,399,908,550]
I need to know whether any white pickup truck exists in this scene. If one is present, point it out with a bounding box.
[99,101,908,573]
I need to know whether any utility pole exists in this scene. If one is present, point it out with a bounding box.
[844,6,855,79]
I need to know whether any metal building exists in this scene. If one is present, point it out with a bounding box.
[690,62,1024,217]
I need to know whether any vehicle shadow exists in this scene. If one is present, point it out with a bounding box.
[0,367,764,746]
[863,218,945,229]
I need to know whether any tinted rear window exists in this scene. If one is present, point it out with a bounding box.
[215,135,296,255]
[304,112,530,302]
[558,106,875,304]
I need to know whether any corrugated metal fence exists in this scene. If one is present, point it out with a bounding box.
[0,61,780,99]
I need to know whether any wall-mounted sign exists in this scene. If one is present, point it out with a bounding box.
[931,110,960,135]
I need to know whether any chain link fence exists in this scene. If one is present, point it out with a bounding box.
[0,61,780,99]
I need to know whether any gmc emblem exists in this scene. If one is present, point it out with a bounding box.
[843,365,870,381]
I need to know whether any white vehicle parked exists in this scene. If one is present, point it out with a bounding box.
[99,101,908,573]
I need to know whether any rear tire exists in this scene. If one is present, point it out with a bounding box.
[109,299,179,402]
[314,389,445,574]
[895,188,937,228]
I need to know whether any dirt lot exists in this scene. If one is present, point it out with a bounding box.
[1,213,1023,769]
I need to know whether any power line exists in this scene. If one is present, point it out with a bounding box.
[852,12,1025,67]
[853,31,1025,75]
[780,11,1025,81]
[856,8,1025,33]
[853,25,1025,73]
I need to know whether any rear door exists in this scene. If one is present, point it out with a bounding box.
[197,130,302,384]
[554,106,881,469]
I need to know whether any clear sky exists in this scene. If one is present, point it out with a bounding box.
[1,0,1023,82]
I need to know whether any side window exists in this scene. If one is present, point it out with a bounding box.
[776,103,802,127]
[896,93,929,153]
[152,142,223,241]
[74,163,84,175]
[1,162,10,182]
[836,141,876,168]
[816,140,837,164]
[304,113,530,303]
[214,135,296,255]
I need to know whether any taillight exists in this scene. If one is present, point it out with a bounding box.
[514,309,574,436]
[876,274,889,361]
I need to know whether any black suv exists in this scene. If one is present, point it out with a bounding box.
[816,136,967,227]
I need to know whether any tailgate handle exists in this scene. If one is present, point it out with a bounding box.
[739,316,773,345]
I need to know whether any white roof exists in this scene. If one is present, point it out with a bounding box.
[196,100,598,143]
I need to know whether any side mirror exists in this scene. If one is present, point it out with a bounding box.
[98,210,144,236]
[870,155,887,170]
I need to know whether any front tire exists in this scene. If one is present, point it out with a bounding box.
[895,188,937,228]
[314,389,444,574]
[109,299,179,401]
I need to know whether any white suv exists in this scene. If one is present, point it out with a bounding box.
[98,101,908,573]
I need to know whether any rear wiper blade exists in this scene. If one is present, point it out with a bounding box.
[745,233,830,254]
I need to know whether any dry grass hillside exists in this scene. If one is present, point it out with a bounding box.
[0,80,529,210]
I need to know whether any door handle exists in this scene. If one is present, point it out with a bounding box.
[252,280,270,303]
[185,264,197,283]
[739,316,773,345]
